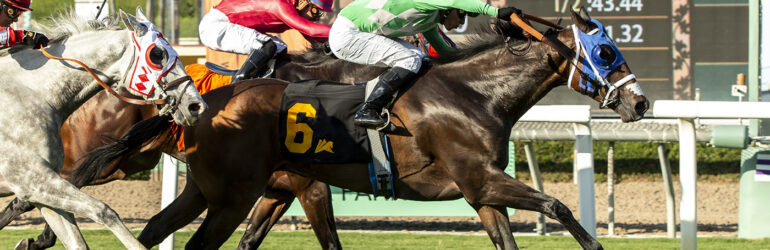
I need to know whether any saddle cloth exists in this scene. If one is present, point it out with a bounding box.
[279,79,371,163]
[172,64,234,151]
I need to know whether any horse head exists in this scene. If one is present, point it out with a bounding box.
[118,7,208,126]
[563,9,648,122]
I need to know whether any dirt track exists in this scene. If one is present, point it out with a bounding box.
[1,176,738,237]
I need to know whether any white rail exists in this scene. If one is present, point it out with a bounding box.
[653,100,770,250]
[160,154,179,250]
[519,105,596,237]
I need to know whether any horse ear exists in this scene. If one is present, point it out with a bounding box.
[120,9,148,36]
[579,7,592,20]
[135,6,150,22]
[571,10,592,33]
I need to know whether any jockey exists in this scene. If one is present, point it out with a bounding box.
[199,0,333,83]
[329,0,521,128]
[0,0,48,49]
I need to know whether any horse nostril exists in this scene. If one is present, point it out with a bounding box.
[188,103,201,114]
[635,100,649,115]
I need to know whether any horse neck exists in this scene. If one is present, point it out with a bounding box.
[427,38,569,124]
[278,53,384,83]
[42,30,132,119]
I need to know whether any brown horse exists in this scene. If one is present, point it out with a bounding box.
[0,22,381,247]
[77,12,648,250]
[0,90,341,250]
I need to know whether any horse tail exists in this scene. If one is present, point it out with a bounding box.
[71,115,173,186]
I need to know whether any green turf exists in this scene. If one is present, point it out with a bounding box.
[2,229,770,249]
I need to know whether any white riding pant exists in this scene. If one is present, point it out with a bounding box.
[328,16,425,73]
[198,8,287,54]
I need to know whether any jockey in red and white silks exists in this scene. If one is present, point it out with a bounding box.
[0,0,47,48]
[199,0,333,83]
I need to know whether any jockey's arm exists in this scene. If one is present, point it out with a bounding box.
[421,26,454,57]
[0,26,24,47]
[414,0,498,18]
[275,1,331,42]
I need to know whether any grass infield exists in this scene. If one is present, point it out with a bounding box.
[2,230,770,249]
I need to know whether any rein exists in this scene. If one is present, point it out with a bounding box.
[509,14,600,89]
[510,13,631,109]
[40,46,191,106]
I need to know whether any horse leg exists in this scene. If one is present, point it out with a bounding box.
[238,173,340,250]
[36,207,86,249]
[0,198,34,229]
[457,171,601,250]
[237,194,291,250]
[137,174,207,248]
[290,174,340,250]
[28,224,58,250]
[473,205,517,250]
[186,200,258,250]
[0,199,60,250]
[1,165,145,249]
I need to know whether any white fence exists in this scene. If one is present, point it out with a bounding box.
[653,100,770,250]
[518,105,596,237]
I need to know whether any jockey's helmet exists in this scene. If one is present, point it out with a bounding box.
[309,0,332,12]
[2,0,31,11]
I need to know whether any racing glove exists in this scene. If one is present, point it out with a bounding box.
[22,31,49,49]
[497,7,522,21]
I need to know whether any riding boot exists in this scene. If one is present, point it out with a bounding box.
[354,67,416,128]
[231,40,277,84]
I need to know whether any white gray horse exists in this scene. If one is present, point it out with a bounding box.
[0,8,206,249]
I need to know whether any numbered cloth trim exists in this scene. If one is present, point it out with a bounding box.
[172,64,234,152]
[279,79,372,163]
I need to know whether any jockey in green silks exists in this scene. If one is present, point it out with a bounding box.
[328,0,521,128]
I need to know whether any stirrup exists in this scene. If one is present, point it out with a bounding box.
[375,109,391,131]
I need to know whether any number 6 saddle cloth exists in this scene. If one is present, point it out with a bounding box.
[279,79,373,163]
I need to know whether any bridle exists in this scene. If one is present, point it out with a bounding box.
[39,31,193,116]
[508,13,636,109]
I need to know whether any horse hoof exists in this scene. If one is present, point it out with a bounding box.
[14,238,33,250]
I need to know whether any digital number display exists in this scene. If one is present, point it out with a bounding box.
[509,0,673,103]
[584,0,644,12]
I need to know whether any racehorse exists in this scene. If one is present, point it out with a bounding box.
[0,89,337,250]
[0,46,365,248]
[0,34,374,250]
[0,8,207,249]
[77,11,648,249]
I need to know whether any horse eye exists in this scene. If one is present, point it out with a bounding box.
[596,45,616,65]
[149,46,166,68]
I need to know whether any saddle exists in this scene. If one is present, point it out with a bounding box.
[279,79,396,197]
[204,62,238,76]
[204,59,276,79]
[279,79,371,163]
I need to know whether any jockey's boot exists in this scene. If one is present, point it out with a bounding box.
[354,67,416,128]
[231,40,277,84]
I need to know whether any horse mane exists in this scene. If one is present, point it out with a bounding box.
[0,9,121,56]
[431,21,530,64]
[290,20,532,66]
[36,9,122,43]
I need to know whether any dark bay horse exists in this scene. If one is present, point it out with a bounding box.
[77,11,648,249]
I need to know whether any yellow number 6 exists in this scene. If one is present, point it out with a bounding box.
[285,103,316,153]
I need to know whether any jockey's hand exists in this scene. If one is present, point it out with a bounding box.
[22,31,49,49]
[497,7,522,21]
[322,42,333,55]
